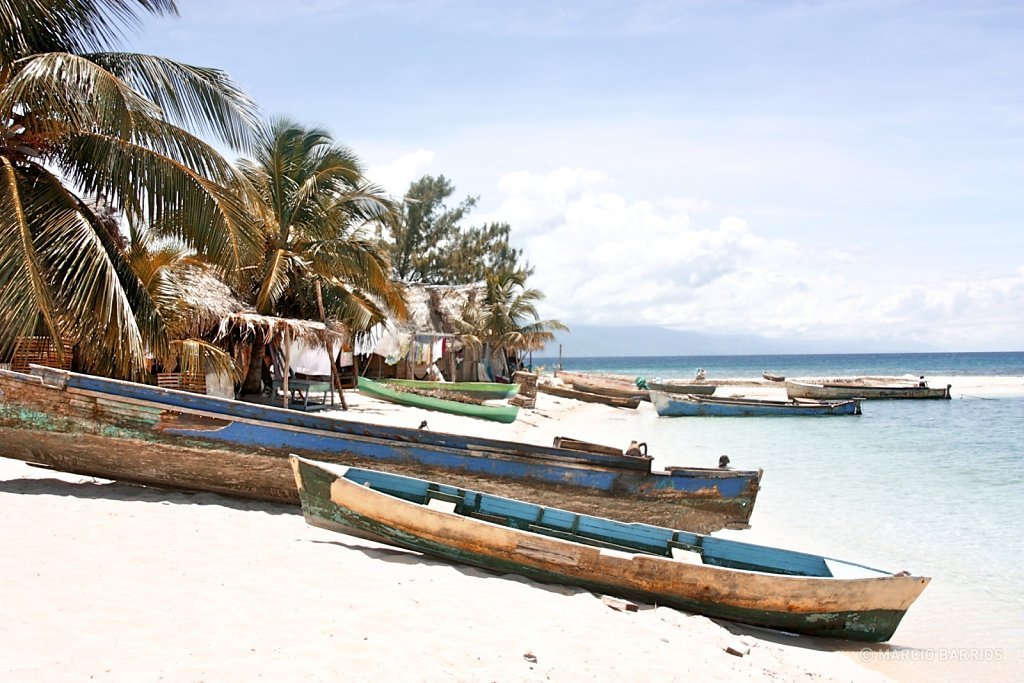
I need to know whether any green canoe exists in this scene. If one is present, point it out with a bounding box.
[357,377,520,423]
[384,378,520,400]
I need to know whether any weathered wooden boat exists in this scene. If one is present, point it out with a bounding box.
[570,380,648,402]
[357,377,519,423]
[0,366,763,531]
[650,391,862,417]
[291,456,929,642]
[762,372,785,382]
[786,379,952,400]
[537,382,642,409]
[383,378,519,401]
[643,380,717,396]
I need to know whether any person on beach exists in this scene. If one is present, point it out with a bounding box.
[426,363,445,382]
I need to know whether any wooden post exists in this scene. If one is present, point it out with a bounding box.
[282,327,291,409]
[558,344,563,371]
[315,281,348,410]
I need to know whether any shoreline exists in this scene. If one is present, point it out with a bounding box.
[2,373,1021,680]
[0,456,890,682]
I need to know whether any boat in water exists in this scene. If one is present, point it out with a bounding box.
[651,391,862,417]
[0,366,763,531]
[786,379,952,400]
[291,456,929,642]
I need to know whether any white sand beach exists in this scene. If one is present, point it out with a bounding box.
[4,374,1020,682]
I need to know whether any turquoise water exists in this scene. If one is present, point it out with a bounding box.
[534,351,1024,380]
[536,352,1024,679]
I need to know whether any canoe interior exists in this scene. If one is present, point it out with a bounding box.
[315,462,885,580]
[357,376,520,423]
[384,379,519,400]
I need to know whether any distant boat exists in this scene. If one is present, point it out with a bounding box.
[383,378,519,401]
[651,391,862,417]
[537,382,642,409]
[762,372,786,382]
[786,379,952,400]
[644,380,717,395]
[555,370,648,399]
[569,379,648,401]
[358,376,519,423]
[0,366,765,532]
[291,456,929,642]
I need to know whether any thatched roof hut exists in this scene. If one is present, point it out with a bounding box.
[357,283,485,381]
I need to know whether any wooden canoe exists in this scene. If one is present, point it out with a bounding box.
[0,366,763,532]
[537,382,641,409]
[650,392,862,417]
[291,456,929,642]
[786,380,952,400]
[644,380,717,395]
[383,378,519,401]
[357,377,519,423]
[569,379,648,402]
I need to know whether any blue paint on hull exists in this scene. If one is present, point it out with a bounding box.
[62,371,760,501]
[651,392,861,417]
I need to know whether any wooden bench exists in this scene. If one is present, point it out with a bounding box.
[272,379,333,410]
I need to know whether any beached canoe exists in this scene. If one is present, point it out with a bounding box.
[762,372,786,382]
[537,382,642,409]
[650,392,862,417]
[643,380,717,395]
[786,379,952,400]
[0,366,763,531]
[568,379,649,402]
[358,377,519,423]
[383,378,519,401]
[291,456,929,642]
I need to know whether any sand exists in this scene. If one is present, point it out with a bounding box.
[4,375,994,682]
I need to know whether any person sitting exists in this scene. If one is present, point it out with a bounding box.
[426,363,446,382]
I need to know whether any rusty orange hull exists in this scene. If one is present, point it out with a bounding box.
[292,457,929,642]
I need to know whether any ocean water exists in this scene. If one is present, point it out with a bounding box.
[535,352,1024,681]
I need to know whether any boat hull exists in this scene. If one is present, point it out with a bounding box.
[650,391,862,417]
[358,377,519,423]
[646,381,717,395]
[292,457,928,642]
[786,380,951,400]
[537,383,641,409]
[0,367,762,531]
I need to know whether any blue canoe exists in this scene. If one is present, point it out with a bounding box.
[0,366,763,532]
[292,456,929,642]
[650,391,862,417]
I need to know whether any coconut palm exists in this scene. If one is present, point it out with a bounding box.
[0,0,263,377]
[238,118,408,328]
[458,269,568,378]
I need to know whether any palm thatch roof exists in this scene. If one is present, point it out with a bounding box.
[173,264,346,348]
[394,282,483,335]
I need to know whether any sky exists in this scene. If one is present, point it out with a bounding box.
[135,1,1022,352]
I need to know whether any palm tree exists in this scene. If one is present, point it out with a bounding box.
[459,270,568,379]
[0,0,263,377]
[235,118,409,392]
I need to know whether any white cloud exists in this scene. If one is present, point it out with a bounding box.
[482,168,1024,350]
[366,149,435,198]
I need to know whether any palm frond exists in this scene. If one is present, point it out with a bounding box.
[86,52,260,151]
[165,337,239,382]
[0,0,178,62]
[0,158,63,354]
[57,131,262,276]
